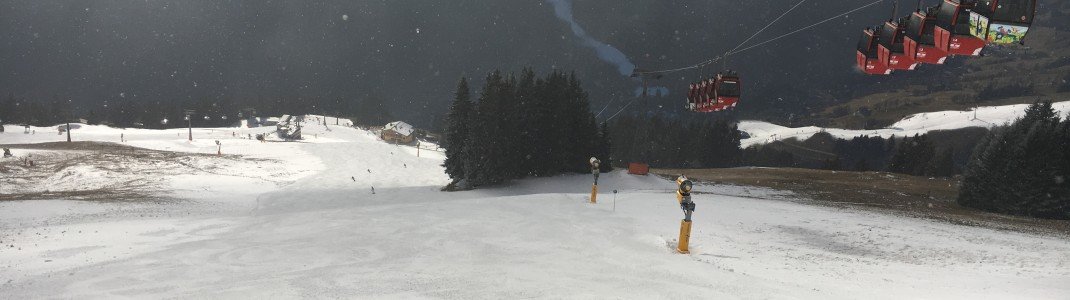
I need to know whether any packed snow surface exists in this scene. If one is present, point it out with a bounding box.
[2,116,1069,299]
[739,100,1070,147]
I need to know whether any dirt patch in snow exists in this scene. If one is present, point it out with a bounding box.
[656,167,1070,237]
[0,141,279,202]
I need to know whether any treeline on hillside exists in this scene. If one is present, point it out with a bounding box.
[0,93,395,129]
[604,115,962,177]
[742,132,962,178]
[1060,72,1070,93]
[442,70,611,189]
[608,116,741,169]
[959,101,1070,220]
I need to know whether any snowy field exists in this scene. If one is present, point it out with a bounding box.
[739,100,1070,147]
[2,117,1069,299]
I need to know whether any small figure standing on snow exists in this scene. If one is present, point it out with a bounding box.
[121,133,125,143]
[367,169,371,173]
[351,176,356,182]
[371,186,376,194]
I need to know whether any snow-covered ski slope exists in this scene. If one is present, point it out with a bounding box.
[2,117,1069,299]
[739,100,1070,147]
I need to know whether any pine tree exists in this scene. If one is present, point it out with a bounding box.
[959,101,1070,219]
[465,70,518,186]
[597,122,614,172]
[495,73,521,180]
[514,68,540,176]
[927,148,956,177]
[443,77,473,183]
[911,135,936,176]
[888,134,935,176]
[856,158,869,172]
[887,135,915,174]
[447,69,613,188]
[0,93,13,125]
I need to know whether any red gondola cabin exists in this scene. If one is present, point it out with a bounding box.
[933,0,985,56]
[857,26,892,75]
[968,0,1037,45]
[714,71,741,110]
[877,16,918,71]
[687,72,741,113]
[903,7,949,65]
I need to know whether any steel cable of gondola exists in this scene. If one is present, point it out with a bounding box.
[727,0,810,56]
[594,97,619,118]
[729,0,890,57]
[608,0,891,121]
[653,0,809,114]
[632,0,890,77]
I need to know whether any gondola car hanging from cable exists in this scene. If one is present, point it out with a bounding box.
[903,5,949,65]
[857,25,893,75]
[686,71,741,113]
[968,0,1037,45]
[878,15,919,71]
[934,0,986,56]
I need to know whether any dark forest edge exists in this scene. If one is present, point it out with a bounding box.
[441,77,1068,220]
[441,69,611,190]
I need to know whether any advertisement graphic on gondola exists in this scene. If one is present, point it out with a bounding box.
[986,23,1028,44]
[970,12,1028,45]
[969,12,990,40]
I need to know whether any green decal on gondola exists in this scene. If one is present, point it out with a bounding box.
[986,23,1028,44]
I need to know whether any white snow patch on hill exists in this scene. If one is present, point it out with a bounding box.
[739,100,1070,147]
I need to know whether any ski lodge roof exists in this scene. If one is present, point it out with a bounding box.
[383,121,414,137]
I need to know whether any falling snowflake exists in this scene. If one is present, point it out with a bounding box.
[342,15,349,21]
[415,28,421,34]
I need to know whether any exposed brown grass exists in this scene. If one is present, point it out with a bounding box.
[655,167,1070,237]
[0,141,241,202]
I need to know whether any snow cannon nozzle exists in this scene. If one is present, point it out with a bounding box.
[678,179,693,195]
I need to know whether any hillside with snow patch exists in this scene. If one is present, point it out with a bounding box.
[739,100,1070,147]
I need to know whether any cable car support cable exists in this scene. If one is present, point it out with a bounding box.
[606,0,890,122]
[631,0,889,77]
[728,0,810,56]
[601,0,810,121]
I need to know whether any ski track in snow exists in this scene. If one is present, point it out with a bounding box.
[1,115,1069,299]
